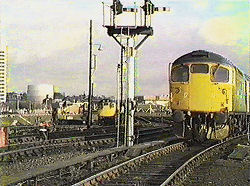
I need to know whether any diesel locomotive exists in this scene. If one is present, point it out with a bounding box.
[170,50,250,141]
[97,99,117,125]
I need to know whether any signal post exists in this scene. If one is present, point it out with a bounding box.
[102,0,169,146]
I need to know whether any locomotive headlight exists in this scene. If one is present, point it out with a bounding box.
[222,89,227,95]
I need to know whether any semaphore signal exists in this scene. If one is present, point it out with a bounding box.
[102,0,170,147]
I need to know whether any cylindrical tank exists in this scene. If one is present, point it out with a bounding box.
[27,84,54,103]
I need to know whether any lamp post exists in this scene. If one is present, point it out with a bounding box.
[86,20,102,128]
[87,20,93,129]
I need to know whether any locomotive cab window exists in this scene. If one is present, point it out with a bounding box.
[211,66,229,82]
[171,65,189,82]
[191,64,209,73]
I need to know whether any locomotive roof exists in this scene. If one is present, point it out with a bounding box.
[173,50,234,67]
[245,74,250,81]
[173,50,250,80]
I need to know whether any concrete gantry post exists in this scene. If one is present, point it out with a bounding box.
[126,37,136,146]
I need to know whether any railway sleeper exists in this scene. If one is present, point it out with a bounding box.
[24,150,34,157]
[107,171,116,179]
[103,173,111,181]
[33,148,41,156]
[96,175,104,182]
[18,151,25,157]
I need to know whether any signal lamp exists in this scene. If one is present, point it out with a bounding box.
[143,0,155,15]
[111,0,123,15]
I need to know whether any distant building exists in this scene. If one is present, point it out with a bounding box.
[0,46,7,103]
[54,92,63,99]
[27,84,54,103]
[144,95,170,107]
[6,92,19,102]
[135,96,145,103]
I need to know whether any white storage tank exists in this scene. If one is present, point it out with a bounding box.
[27,84,54,103]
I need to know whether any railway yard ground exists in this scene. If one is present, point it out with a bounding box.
[183,141,250,186]
[0,114,174,185]
[75,135,249,186]
[0,111,171,127]
[0,113,249,186]
[1,0,250,185]
[0,114,52,126]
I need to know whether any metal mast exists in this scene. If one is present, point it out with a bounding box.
[87,20,93,128]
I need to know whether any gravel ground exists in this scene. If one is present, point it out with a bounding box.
[0,150,87,176]
[0,144,107,177]
[183,143,250,186]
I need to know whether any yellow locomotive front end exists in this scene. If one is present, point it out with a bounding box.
[170,50,249,141]
[171,63,233,114]
[98,99,117,125]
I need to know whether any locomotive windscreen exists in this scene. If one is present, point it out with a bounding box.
[171,65,189,82]
[211,66,229,82]
[191,64,209,73]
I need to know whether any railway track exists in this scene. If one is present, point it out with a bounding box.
[0,126,172,185]
[1,141,167,186]
[0,137,116,162]
[1,126,171,162]
[73,134,246,186]
[6,122,170,147]
[73,141,190,186]
[7,125,117,146]
[162,134,248,186]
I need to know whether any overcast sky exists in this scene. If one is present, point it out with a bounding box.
[1,0,249,96]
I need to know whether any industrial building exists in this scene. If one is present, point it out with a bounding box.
[27,84,54,103]
[0,46,7,103]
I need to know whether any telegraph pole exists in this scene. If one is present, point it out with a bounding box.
[87,20,93,128]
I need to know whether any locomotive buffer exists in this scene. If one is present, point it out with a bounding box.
[102,0,169,146]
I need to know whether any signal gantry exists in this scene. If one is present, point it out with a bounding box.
[102,0,170,146]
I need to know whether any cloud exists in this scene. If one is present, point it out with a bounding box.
[217,3,236,12]
[216,0,249,15]
[192,0,209,10]
[1,0,103,64]
[199,12,249,55]
[2,0,249,96]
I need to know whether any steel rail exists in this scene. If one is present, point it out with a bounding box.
[7,125,116,145]
[6,126,169,148]
[6,125,168,146]
[0,138,115,161]
[3,145,129,185]
[160,134,247,186]
[73,142,186,186]
[7,135,88,149]
[1,126,170,161]
[4,141,166,185]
